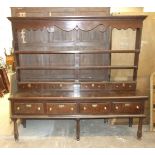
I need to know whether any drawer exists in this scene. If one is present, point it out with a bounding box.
[80,103,111,114]
[46,103,76,114]
[112,102,144,114]
[13,103,44,114]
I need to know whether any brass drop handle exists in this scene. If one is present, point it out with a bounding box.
[59,104,65,108]
[136,105,140,109]
[70,107,74,111]
[104,106,107,110]
[17,107,20,110]
[26,104,32,108]
[84,107,87,110]
[92,104,97,108]
[115,106,119,110]
[37,107,41,111]
[49,107,52,111]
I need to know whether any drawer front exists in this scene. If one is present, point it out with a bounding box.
[14,103,44,114]
[80,103,111,114]
[112,102,144,114]
[46,103,76,114]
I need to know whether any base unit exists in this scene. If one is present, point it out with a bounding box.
[9,94,147,141]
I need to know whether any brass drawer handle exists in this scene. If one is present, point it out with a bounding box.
[70,107,74,111]
[115,106,119,110]
[37,107,41,111]
[26,104,32,108]
[91,83,95,87]
[83,107,87,110]
[104,106,107,110]
[59,104,65,108]
[49,107,52,111]
[136,105,140,109]
[92,104,97,108]
[17,107,20,110]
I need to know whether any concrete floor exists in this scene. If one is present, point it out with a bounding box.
[0,93,155,148]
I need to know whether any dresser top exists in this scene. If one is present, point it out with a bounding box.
[9,90,148,101]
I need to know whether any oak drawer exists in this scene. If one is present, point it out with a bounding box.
[80,103,111,114]
[112,102,144,114]
[46,103,76,114]
[13,103,44,114]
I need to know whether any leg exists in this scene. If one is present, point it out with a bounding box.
[76,119,80,141]
[13,119,19,141]
[137,117,143,140]
[104,118,108,124]
[21,119,26,128]
[129,118,133,127]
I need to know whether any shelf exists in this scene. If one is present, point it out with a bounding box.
[15,50,140,54]
[16,65,137,70]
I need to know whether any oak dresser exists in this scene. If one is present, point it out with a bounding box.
[8,7,148,140]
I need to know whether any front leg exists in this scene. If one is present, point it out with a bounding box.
[137,117,143,140]
[76,119,80,141]
[13,119,19,141]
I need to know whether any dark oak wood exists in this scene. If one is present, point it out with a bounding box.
[13,119,19,141]
[137,117,143,140]
[129,118,133,127]
[76,119,80,141]
[8,8,148,141]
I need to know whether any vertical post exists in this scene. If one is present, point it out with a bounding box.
[13,118,19,141]
[75,53,80,82]
[76,118,80,141]
[129,118,133,127]
[104,118,108,124]
[137,117,143,140]
[133,28,142,81]
[12,24,20,82]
